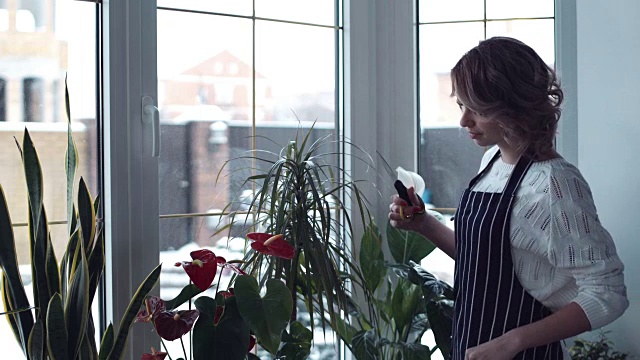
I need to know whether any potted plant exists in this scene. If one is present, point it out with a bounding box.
[0,83,160,359]
[130,126,376,359]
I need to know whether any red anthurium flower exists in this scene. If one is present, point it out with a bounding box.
[175,249,224,291]
[248,335,256,352]
[135,296,166,323]
[247,233,295,259]
[219,261,247,275]
[219,288,235,298]
[154,309,200,341]
[141,347,167,360]
[213,305,225,325]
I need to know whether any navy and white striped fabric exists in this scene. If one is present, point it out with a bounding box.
[451,151,562,360]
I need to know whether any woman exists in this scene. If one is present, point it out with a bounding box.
[389,37,628,360]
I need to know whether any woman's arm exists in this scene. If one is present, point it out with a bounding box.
[465,302,591,359]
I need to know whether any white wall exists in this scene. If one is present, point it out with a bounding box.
[560,0,640,354]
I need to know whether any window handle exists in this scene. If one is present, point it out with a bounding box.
[142,96,160,157]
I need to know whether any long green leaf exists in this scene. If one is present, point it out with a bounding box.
[65,76,78,237]
[46,293,69,360]
[0,305,36,316]
[87,227,105,305]
[359,222,386,294]
[0,185,34,353]
[46,234,61,302]
[77,177,96,252]
[352,329,379,360]
[22,129,44,244]
[2,274,23,349]
[61,228,80,300]
[28,319,45,360]
[98,323,114,360]
[65,241,90,360]
[107,263,162,360]
[29,204,52,323]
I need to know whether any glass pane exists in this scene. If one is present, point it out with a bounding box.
[419,23,484,130]
[157,10,252,247]
[255,0,335,26]
[0,2,97,220]
[157,0,252,17]
[0,0,98,355]
[419,0,484,23]
[255,21,335,125]
[486,0,554,19]
[486,19,555,65]
[16,0,47,32]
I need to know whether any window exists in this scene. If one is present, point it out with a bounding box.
[154,2,342,357]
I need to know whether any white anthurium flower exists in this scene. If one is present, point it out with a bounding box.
[396,166,425,197]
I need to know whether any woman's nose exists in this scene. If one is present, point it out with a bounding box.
[459,110,474,128]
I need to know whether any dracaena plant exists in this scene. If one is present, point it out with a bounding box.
[215,126,375,334]
[0,82,161,360]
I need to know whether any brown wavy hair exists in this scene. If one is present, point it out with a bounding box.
[450,36,563,158]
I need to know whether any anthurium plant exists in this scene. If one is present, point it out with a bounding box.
[133,241,312,360]
[0,83,160,360]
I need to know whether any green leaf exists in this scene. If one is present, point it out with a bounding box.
[107,263,162,360]
[391,278,421,334]
[28,319,45,360]
[352,329,379,360]
[193,295,250,360]
[46,235,61,301]
[98,323,114,360]
[359,222,386,293]
[397,261,453,302]
[389,342,431,360]
[87,227,105,305]
[22,129,44,242]
[426,299,453,357]
[78,177,96,252]
[333,316,359,344]
[46,293,69,360]
[276,321,313,360]
[235,275,293,355]
[29,203,52,323]
[387,221,435,264]
[164,284,203,311]
[65,77,78,237]
[0,186,34,353]
[65,242,90,359]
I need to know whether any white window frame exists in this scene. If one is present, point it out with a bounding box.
[103,0,160,357]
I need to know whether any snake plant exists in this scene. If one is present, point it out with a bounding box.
[0,82,160,360]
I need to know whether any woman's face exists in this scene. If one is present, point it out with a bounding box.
[457,101,507,148]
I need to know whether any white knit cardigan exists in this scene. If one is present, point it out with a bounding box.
[470,146,628,330]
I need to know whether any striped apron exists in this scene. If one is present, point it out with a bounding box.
[451,151,563,359]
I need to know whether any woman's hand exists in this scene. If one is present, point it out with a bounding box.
[388,186,428,233]
[464,334,520,360]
